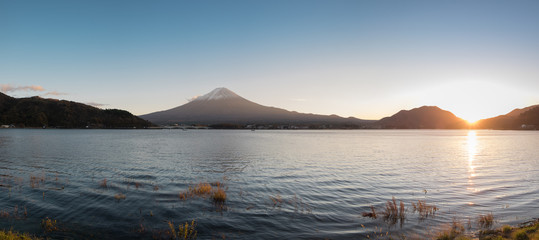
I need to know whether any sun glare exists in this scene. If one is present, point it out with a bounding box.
[444,99,504,124]
[464,117,480,125]
[450,108,491,125]
[407,81,530,124]
[453,110,482,125]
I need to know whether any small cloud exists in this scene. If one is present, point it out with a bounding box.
[43,91,68,96]
[0,84,45,93]
[86,102,108,108]
[1,84,69,98]
[187,95,200,102]
[29,85,45,91]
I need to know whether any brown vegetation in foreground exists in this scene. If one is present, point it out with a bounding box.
[362,197,439,223]
[478,213,495,229]
[40,217,59,233]
[362,205,378,219]
[166,220,197,240]
[114,193,126,201]
[436,218,539,240]
[382,197,406,223]
[178,182,227,203]
[412,200,439,219]
[0,229,41,240]
[99,178,107,188]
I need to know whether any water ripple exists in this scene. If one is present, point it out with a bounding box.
[0,129,537,239]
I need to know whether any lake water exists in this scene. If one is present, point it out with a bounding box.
[0,129,538,239]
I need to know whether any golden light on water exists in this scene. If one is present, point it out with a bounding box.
[466,130,478,193]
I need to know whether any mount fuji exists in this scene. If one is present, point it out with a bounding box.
[139,87,371,127]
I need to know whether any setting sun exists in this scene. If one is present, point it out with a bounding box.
[401,80,534,124]
[449,105,483,124]
[458,112,482,125]
[465,119,479,125]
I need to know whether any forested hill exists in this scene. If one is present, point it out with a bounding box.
[474,105,539,130]
[0,92,152,128]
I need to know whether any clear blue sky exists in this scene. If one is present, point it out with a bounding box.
[2,0,539,121]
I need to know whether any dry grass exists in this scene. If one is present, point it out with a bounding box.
[0,229,41,240]
[474,219,539,240]
[179,182,227,201]
[478,213,494,229]
[270,194,283,207]
[362,205,378,219]
[382,197,406,224]
[99,178,107,188]
[0,210,9,219]
[514,230,530,240]
[436,218,466,240]
[512,220,539,240]
[178,182,228,211]
[211,188,227,203]
[191,183,212,196]
[502,225,512,235]
[179,183,212,199]
[412,200,438,219]
[136,223,145,234]
[41,217,59,232]
[114,193,126,201]
[167,220,197,239]
[431,216,539,240]
[267,194,311,213]
[29,175,45,188]
[0,206,27,220]
[179,192,188,200]
[289,194,312,213]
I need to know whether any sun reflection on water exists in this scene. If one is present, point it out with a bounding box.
[466,130,478,193]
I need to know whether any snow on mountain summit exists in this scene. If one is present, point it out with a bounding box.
[193,87,241,101]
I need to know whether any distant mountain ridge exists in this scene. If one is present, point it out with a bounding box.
[475,105,539,130]
[0,92,151,128]
[376,106,468,129]
[375,105,539,130]
[140,87,539,130]
[505,105,539,118]
[2,88,537,130]
[140,87,372,127]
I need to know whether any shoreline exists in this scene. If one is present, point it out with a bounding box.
[1,218,538,239]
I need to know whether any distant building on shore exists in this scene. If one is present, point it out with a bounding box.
[521,124,536,130]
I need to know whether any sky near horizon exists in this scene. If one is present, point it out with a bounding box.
[1,1,539,122]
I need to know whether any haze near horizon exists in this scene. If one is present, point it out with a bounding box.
[1,1,539,121]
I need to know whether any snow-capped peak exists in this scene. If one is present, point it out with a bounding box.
[192,87,241,101]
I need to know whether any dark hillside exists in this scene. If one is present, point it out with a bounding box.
[0,94,152,128]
